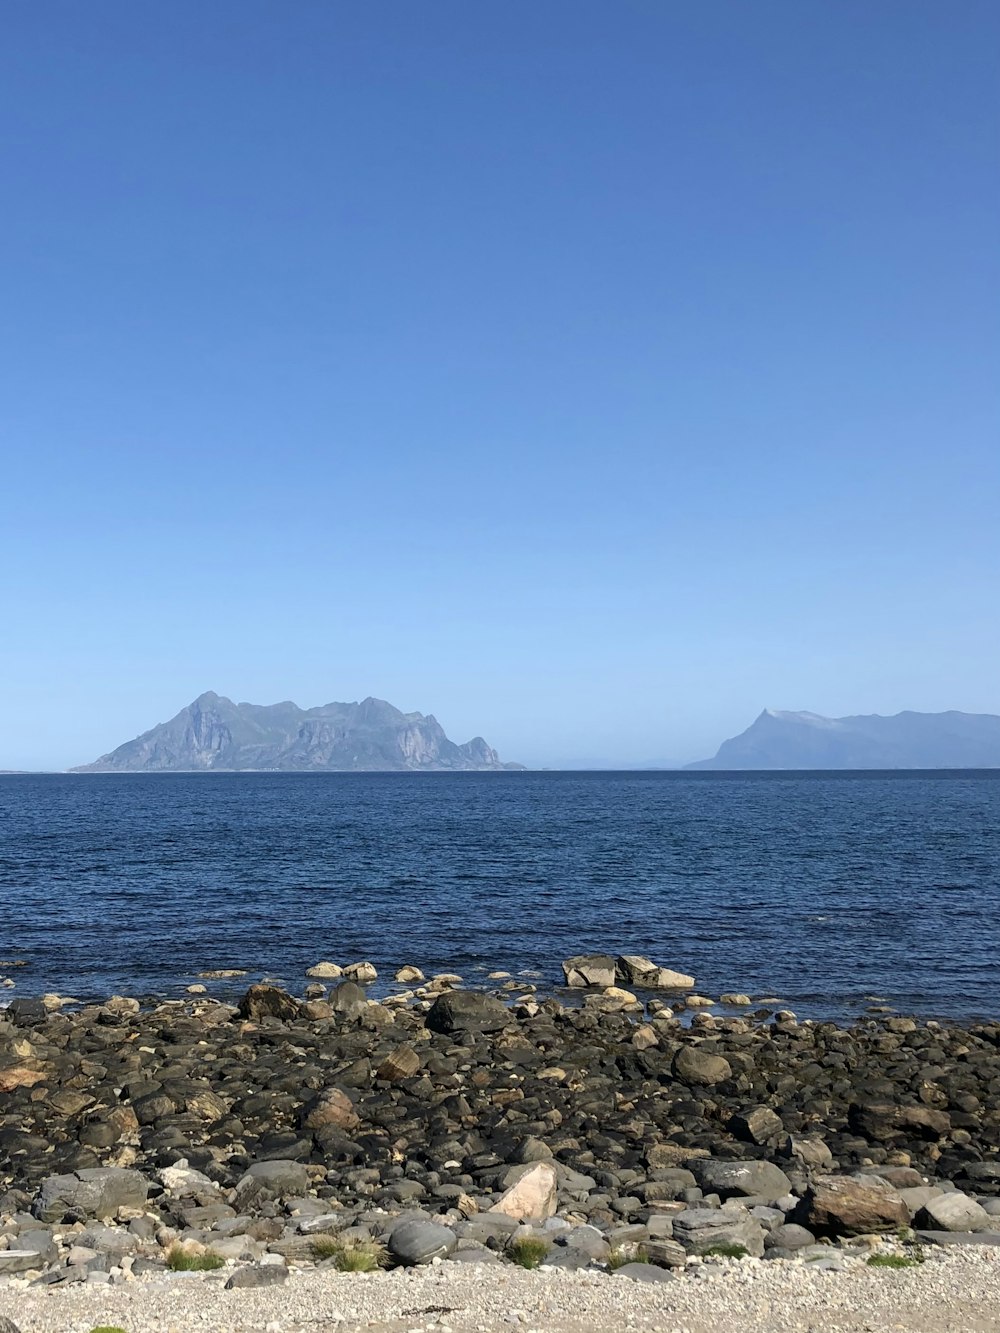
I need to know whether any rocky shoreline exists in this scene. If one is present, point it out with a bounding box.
[1,954,999,1330]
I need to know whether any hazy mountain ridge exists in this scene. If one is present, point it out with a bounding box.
[74,692,524,772]
[688,708,1000,770]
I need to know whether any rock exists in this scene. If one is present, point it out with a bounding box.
[849,1102,951,1141]
[644,1238,687,1267]
[343,961,377,983]
[0,1318,22,1333]
[0,1066,47,1092]
[916,1231,1000,1248]
[796,1174,909,1236]
[720,993,752,1006]
[32,1168,148,1224]
[305,962,343,979]
[234,1160,309,1206]
[388,1219,457,1266]
[158,1161,218,1195]
[225,1264,288,1288]
[673,1046,732,1086]
[779,1135,834,1170]
[562,955,616,988]
[918,1193,993,1233]
[616,956,694,989]
[300,1088,360,1132]
[236,985,302,1022]
[425,989,508,1034]
[612,1262,675,1282]
[0,1252,43,1275]
[489,1163,559,1221]
[765,1223,815,1251]
[328,981,368,1019]
[673,1207,766,1258]
[696,1160,792,1203]
[376,1044,421,1082]
[394,966,424,983]
[729,1106,784,1145]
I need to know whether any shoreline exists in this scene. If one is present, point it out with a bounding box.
[1,959,998,1330]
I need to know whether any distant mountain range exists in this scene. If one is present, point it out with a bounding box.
[688,709,1000,770]
[74,692,524,773]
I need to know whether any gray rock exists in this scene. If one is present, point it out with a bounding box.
[916,1230,1000,1248]
[225,1264,289,1289]
[328,981,367,1019]
[388,1219,458,1265]
[673,1046,732,1086]
[562,955,616,988]
[918,1193,993,1233]
[14,1230,58,1265]
[672,1207,766,1258]
[765,1223,815,1251]
[0,1252,44,1275]
[0,1318,22,1332]
[695,1160,792,1203]
[899,1185,942,1217]
[234,1160,309,1207]
[644,1238,687,1267]
[612,1261,675,1282]
[425,990,508,1034]
[32,1168,148,1223]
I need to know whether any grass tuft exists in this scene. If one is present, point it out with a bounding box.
[507,1235,551,1269]
[867,1252,924,1269]
[166,1245,225,1272]
[311,1235,386,1271]
[703,1243,749,1259]
[607,1244,649,1270]
[88,1328,129,1333]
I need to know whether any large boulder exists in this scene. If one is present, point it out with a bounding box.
[795,1174,908,1236]
[32,1168,148,1224]
[849,1103,951,1141]
[673,1046,732,1086]
[695,1159,792,1203]
[616,956,694,989]
[376,1044,421,1082]
[425,989,508,1034]
[917,1193,993,1233]
[672,1207,766,1257]
[328,981,367,1019]
[488,1162,558,1222]
[562,955,616,988]
[233,1160,309,1209]
[388,1219,457,1266]
[237,986,302,1022]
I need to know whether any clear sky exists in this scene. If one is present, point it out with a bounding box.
[2,1,998,770]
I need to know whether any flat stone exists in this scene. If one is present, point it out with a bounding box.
[918,1192,993,1233]
[673,1207,766,1258]
[388,1219,457,1266]
[562,955,616,988]
[612,1261,675,1282]
[695,1160,792,1203]
[916,1231,1000,1248]
[225,1263,288,1288]
[32,1168,148,1224]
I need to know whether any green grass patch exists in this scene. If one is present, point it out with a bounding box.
[166,1245,225,1272]
[867,1252,924,1269]
[507,1235,551,1269]
[88,1328,129,1333]
[703,1243,749,1259]
[311,1235,386,1271]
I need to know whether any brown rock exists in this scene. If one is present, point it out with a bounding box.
[237,986,303,1022]
[0,1067,46,1092]
[376,1044,421,1082]
[299,1087,361,1132]
[796,1173,909,1236]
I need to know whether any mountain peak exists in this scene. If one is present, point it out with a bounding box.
[688,708,1000,770]
[73,693,524,773]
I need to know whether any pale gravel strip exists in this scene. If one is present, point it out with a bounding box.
[2,1250,1000,1333]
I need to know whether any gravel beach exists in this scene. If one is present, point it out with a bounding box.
[2,1248,1000,1333]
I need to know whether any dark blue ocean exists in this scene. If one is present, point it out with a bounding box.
[1,771,998,1022]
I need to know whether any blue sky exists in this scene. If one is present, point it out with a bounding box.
[2,1,998,769]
